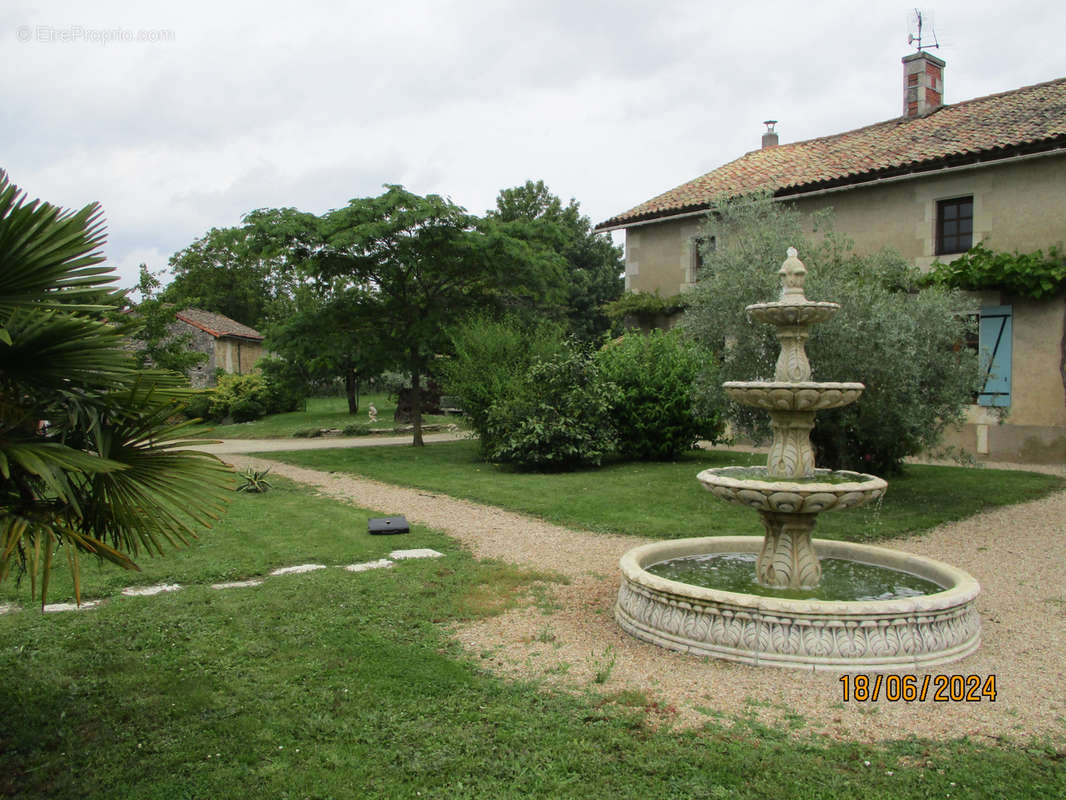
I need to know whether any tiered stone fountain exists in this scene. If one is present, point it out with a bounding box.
[615,248,981,670]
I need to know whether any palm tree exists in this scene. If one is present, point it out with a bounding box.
[0,172,232,603]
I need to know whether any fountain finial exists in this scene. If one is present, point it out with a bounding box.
[779,246,807,302]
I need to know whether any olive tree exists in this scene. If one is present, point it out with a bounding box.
[681,193,980,474]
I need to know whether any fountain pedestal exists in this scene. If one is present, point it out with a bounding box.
[757,511,820,588]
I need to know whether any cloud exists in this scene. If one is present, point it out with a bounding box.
[2,0,1064,291]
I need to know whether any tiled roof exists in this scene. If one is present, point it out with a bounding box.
[175,309,263,341]
[596,76,1066,230]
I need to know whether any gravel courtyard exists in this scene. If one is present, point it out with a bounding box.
[224,448,1066,745]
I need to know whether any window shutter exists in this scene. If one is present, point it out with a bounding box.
[977,305,1012,407]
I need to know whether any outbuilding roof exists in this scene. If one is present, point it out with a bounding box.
[596,76,1066,230]
[175,309,263,341]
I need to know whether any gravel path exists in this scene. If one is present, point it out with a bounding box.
[227,452,1066,744]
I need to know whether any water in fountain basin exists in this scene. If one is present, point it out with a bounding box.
[713,467,875,484]
[646,552,943,601]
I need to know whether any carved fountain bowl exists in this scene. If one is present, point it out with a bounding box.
[696,466,887,514]
[746,300,839,326]
[615,536,981,670]
[723,381,865,411]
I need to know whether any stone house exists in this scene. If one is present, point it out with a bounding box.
[173,309,264,388]
[595,53,1066,462]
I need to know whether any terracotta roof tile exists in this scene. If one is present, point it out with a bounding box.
[175,309,263,341]
[596,76,1066,229]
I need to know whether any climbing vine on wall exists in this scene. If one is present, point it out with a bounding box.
[602,291,687,327]
[920,243,1066,300]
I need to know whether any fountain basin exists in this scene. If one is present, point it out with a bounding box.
[723,381,865,411]
[697,466,887,513]
[615,536,981,671]
[747,301,839,326]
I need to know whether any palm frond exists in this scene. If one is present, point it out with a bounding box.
[0,308,134,393]
[0,173,115,319]
[67,378,232,558]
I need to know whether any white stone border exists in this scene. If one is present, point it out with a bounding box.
[616,536,981,671]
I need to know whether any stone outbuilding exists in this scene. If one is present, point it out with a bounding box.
[173,309,264,388]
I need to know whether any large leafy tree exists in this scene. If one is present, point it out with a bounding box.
[264,289,390,414]
[314,185,539,445]
[488,180,624,341]
[0,174,231,603]
[161,210,307,330]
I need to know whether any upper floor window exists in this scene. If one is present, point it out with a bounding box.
[692,235,716,276]
[936,196,973,255]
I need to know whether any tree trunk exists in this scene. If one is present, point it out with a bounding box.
[345,368,359,415]
[411,370,424,447]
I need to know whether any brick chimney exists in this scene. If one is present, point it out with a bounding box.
[762,120,779,148]
[902,51,945,117]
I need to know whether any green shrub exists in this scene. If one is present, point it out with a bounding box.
[595,330,724,460]
[230,396,265,423]
[257,356,308,413]
[210,373,268,421]
[440,315,569,455]
[203,371,302,423]
[483,348,617,470]
[181,389,215,421]
[342,423,373,436]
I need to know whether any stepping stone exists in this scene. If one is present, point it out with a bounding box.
[43,599,104,613]
[210,579,265,589]
[122,583,182,597]
[389,549,444,560]
[344,559,394,573]
[270,564,327,576]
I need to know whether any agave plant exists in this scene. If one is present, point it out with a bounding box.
[235,467,271,493]
[0,172,232,604]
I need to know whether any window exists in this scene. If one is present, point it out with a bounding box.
[936,196,973,255]
[691,235,716,275]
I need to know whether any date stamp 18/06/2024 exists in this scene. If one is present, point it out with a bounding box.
[840,674,997,703]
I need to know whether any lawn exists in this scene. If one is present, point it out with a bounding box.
[263,439,1066,543]
[1,480,1062,799]
[185,393,462,439]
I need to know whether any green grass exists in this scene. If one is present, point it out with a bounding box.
[2,481,1063,799]
[185,394,462,439]
[262,439,1066,543]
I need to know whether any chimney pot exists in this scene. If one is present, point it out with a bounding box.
[762,120,779,148]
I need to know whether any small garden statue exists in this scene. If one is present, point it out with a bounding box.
[368,403,378,423]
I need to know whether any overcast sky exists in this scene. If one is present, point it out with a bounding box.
[3,0,1064,292]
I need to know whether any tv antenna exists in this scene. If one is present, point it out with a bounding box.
[907,9,939,52]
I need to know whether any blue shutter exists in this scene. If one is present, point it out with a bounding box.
[977,305,1012,407]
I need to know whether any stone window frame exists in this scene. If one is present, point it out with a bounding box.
[689,234,716,283]
[935,195,974,255]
